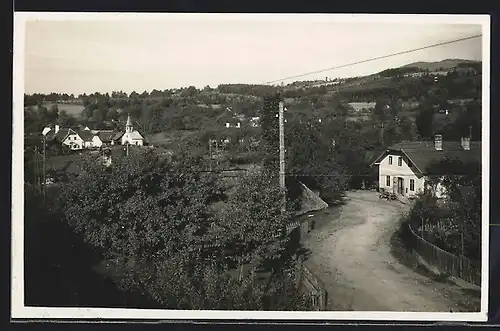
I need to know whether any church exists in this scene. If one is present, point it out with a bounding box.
[112,114,145,146]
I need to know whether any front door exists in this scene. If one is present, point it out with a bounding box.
[397,177,404,195]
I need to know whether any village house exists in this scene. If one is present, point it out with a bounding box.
[79,130,95,149]
[250,116,260,127]
[96,130,117,146]
[44,125,85,151]
[371,134,481,200]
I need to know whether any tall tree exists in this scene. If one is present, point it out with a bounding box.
[260,93,281,174]
[415,104,436,140]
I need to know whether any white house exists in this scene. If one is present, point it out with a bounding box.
[79,130,95,149]
[250,117,260,127]
[43,125,85,151]
[120,114,144,146]
[371,135,481,199]
[225,122,241,128]
[91,135,103,148]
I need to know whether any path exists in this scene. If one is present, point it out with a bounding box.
[303,190,481,312]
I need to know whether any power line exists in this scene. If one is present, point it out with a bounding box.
[264,34,482,85]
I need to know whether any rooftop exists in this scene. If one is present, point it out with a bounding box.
[372,140,481,174]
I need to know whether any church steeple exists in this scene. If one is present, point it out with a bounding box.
[126,114,133,133]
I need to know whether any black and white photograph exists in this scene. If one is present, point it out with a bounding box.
[12,13,490,321]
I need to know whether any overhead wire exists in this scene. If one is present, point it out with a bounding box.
[256,34,483,178]
[263,34,482,85]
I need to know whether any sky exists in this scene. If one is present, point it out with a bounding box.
[20,14,485,95]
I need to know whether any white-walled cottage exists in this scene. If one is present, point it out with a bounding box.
[371,135,481,199]
[44,125,84,151]
[79,130,95,149]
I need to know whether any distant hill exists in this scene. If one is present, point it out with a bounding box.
[401,59,480,71]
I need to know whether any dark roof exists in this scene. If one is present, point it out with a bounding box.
[53,128,76,143]
[112,132,124,141]
[372,140,481,174]
[78,130,94,142]
[97,130,116,142]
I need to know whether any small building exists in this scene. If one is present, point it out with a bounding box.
[371,135,481,199]
[96,130,116,146]
[45,125,84,151]
[79,130,95,149]
[225,121,241,129]
[121,114,144,146]
[250,117,260,127]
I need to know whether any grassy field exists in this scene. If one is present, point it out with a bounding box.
[148,131,200,146]
[43,103,85,117]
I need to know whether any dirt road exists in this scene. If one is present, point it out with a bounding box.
[303,190,481,312]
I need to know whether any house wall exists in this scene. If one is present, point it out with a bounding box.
[378,153,425,197]
[121,133,144,146]
[92,136,103,148]
[62,134,83,150]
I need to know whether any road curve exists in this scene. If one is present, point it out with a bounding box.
[303,190,481,312]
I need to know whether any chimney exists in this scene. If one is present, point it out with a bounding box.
[434,134,443,151]
[461,136,471,150]
[55,124,60,134]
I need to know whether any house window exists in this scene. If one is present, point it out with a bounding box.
[386,175,391,186]
[410,179,415,191]
[388,156,393,165]
[398,157,402,166]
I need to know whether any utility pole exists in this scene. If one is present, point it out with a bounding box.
[42,135,46,201]
[380,121,385,146]
[279,100,286,213]
[34,147,39,191]
[208,140,213,171]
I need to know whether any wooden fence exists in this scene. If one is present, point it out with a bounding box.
[407,224,481,286]
[295,258,328,310]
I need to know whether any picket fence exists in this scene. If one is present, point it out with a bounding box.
[407,224,481,286]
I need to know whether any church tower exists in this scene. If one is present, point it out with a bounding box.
[125,114,133,133]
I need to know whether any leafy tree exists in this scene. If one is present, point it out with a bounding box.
[57,110,77,127]
[415,104,435,140]
[214,168,296,277]
[286,118,345,203]
[58,148,310,310]
[260,93,281,174]
[425,158,481,260]
[60,150,224,262]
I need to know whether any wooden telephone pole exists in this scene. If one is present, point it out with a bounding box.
[208,140,212,171]
[380,121,385,146]
[42,135,46,201]
[279,100,286,213]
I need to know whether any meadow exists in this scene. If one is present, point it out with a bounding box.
[43,103,85,117]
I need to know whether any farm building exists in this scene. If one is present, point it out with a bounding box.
[44,126,85,151]
[371,134,481,200]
